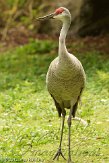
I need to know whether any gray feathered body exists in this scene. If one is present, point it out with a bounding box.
[46,52,86,111]
[46,8,86,117]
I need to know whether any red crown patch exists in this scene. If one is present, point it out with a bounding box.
[55,8,64,15]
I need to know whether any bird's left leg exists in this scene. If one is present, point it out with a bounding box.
[53,109,66,161]
[67,107,74,163]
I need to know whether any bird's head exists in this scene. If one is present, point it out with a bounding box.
[37,7,71,23]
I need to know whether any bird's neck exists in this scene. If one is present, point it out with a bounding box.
[59,18,71,59]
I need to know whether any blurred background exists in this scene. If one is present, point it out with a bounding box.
[0,0,109,46]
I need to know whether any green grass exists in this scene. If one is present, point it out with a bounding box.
[0,40,109,163]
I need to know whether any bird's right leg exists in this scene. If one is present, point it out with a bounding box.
[53,110,66,161]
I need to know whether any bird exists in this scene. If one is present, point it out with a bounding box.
[37,7,86,163]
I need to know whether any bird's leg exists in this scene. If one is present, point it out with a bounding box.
[53,112,66,161]
[67,108,73,163]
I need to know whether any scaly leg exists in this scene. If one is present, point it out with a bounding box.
[53,115,66,160]
[67,109,74,163]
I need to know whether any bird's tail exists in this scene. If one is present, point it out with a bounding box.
[78,87,84,107]
[72,87,84,117]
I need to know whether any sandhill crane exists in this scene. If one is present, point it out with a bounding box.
[37,7,86,163]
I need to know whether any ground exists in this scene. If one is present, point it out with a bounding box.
[0,39,109,163]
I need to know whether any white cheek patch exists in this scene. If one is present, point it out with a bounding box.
[54,14,63,20]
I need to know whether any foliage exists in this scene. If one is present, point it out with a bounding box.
[0,40,109,162]
[0,0,51,40]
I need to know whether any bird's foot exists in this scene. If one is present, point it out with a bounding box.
[53,148,66,160]
[68,160,74,163]
[68,157,74,163]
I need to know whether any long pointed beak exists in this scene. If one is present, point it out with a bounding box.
[36,13,55,21]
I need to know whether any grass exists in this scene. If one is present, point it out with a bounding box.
[0,39,109,163]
